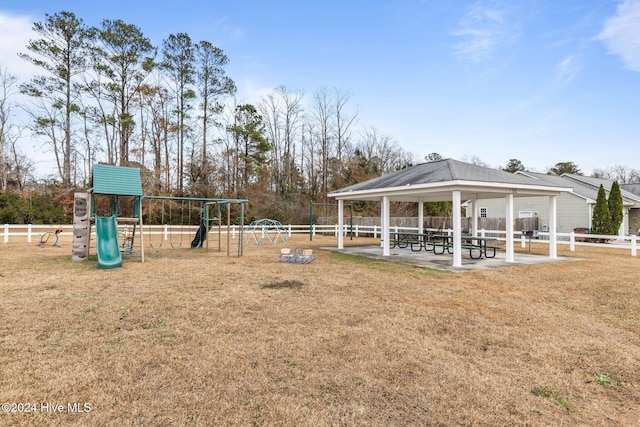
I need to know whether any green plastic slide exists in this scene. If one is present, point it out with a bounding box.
[96,214,122,269]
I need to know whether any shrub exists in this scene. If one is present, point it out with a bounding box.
[608,181,623,235]
[591,185,611,235]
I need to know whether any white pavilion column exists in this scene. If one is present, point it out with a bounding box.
[452,190,462,268]
[337,199,344,249]
[549,195,558,259]
[380,198,385,247]
[505,193,515,263]
[471,196,478,237]
[382,196,390,256]
[418,199,424,234]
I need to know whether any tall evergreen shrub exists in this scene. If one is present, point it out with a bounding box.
[607,181,624,235]
[591,184,612,235]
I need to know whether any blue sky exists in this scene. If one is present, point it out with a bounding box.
[1,0,639,178]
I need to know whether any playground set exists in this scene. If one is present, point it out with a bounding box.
[72,164,248,269]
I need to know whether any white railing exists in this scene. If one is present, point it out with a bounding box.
[3,223,637,257]
[307,224,638,257]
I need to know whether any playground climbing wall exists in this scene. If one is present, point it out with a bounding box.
[72,192,91,262]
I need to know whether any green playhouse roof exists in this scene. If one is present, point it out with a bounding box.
[92,164,143,196]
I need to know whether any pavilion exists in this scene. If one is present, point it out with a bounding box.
[328,159,573,268]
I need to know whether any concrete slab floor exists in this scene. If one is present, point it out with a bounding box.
[323,245,578,273]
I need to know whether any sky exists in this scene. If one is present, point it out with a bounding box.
[1,0,639,179]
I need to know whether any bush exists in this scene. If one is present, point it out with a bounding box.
[0,191,30,223]
[0,191,68,224]
[591,185,611,235]
[608,181,623,235]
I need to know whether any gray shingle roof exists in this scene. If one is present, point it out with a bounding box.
[622,183,640,196]
[518,171,601,202]
[563,174,640,203]
[519,172,640,205]
[332,158,567,194]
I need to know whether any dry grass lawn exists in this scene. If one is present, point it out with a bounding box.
[1,234,639,426]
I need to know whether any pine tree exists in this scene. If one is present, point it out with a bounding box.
[591,184,611,235]
[608,181,624,235]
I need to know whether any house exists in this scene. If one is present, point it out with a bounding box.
[474,172,640,236]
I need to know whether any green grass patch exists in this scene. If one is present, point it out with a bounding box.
[531,387,570,410]
[330,252,387,266]
[595,372,620,388]
[330,252,448,276]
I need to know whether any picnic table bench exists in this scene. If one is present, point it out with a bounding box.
[432,235,499,259]
[390,232,434,252]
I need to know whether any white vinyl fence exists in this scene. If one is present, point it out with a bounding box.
[3,223,638,257]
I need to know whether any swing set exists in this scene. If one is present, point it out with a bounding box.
[142,196,248,257]
[149,198,196,249]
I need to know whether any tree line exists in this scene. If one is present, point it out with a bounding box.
[1,11,638,224]
[0,10,414,221]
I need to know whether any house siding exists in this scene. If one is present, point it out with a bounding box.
[629,209,640,235]
[475,193,591,232]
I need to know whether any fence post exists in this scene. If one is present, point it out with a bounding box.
[28,224,32,243]
[569,231,575,252]
[3,224,8,243]
[520,234,525,249]
[288,224,292,237]
[632,235,637,257]
[355,224,359,237]
[374,225,377,239]
[163,224,168,241]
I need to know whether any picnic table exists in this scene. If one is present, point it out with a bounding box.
[390,231,435,252]
[431,234,499,259]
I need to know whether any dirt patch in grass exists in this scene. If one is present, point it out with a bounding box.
[0,235,639,426]
[261,279,306,289]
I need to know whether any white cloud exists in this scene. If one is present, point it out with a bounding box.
[555,55,578,85]
[0,11,38,79]
[452,1,520,63]
[228,76,276,107]
[599,0,640,72]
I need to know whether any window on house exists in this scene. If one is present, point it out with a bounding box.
[519,211,534,218]
[480,207,487,218]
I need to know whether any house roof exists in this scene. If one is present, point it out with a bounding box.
[563,174,640,205]
[517,171,600,203]
[92,164,143,196]
[329,159,572,202]
[517,172,640,206]
[622,183,640,197]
